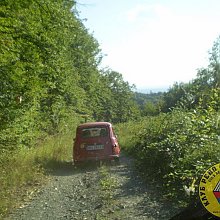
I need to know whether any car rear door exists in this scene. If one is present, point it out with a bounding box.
[79,126,112,159]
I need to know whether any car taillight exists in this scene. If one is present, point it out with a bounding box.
[80,143,85,149]
[112,144,117,153]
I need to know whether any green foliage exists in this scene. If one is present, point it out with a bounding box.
[0,128,75,218]
[0,0,138,152]
[98,166,118,203]
[161,35,220,112]
[134,92,164,116]
[143,101,159,116]
[120,104,219,203]
[116,119,146,152]
[96,69,141,123]
[1,0,219,215]
[0,0,80,147]
[0,1,140,216]
[117,35,220,205]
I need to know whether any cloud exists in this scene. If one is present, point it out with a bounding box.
[126,4,151,22]
[125,3,172,23]
[100,2,220,89]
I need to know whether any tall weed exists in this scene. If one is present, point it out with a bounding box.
[119,108,220,204]
[0,123,77,218]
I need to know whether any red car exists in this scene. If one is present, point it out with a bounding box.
[73,122,120,165]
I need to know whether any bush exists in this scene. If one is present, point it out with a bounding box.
[0,121,77,218]
[119,106,220,204]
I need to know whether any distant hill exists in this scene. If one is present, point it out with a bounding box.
[135,92,164,105]
[134,91,164,112]
[136,87,168,94]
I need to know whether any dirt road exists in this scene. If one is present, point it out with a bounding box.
[6,155,179,220]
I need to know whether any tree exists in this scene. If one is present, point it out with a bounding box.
[160,35,220,112]
[102,69,140,123]
[208,35,220,88]
[0,0,141,151]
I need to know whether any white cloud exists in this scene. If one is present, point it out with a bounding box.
[100,3,218,89]
[125,3,172,23]
[126,4,151,22]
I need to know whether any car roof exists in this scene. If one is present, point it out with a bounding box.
[77,122,112,129]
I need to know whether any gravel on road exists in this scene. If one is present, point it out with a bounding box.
[6,155,180,220]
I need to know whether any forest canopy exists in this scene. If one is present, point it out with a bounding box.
[0,0,139,152]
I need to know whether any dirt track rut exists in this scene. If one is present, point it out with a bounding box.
[6,155,179,220]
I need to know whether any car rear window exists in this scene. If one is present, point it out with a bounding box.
[81,127,107,138]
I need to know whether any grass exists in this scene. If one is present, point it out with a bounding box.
[116,110,220,206]
[98,165,118,203]
[115,117,149,152]
[0,129,75,218]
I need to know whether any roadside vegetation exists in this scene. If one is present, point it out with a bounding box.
[117,103,219,205]
[98,165,118,204]
[0,1,138,217]
[0,0,220,218]
[0,125,76,217]
[117,38,220,205]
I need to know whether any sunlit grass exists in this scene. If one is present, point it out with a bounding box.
[116,110,220,205]
[0,129,75,218]
[116,117,149,152]
[98,165,118,203]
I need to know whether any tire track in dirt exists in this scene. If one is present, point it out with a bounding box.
[6,154,179,220]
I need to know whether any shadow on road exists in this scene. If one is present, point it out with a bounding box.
[42,159,105,177]
[111,155,181,219]
[111,155,216,220]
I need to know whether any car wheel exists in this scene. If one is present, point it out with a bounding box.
[114,157,120,165]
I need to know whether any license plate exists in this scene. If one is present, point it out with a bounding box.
[86,144,104,150]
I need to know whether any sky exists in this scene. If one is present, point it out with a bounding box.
[76,0,220,93]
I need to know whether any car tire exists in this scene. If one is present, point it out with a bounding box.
[114,157,120,165]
